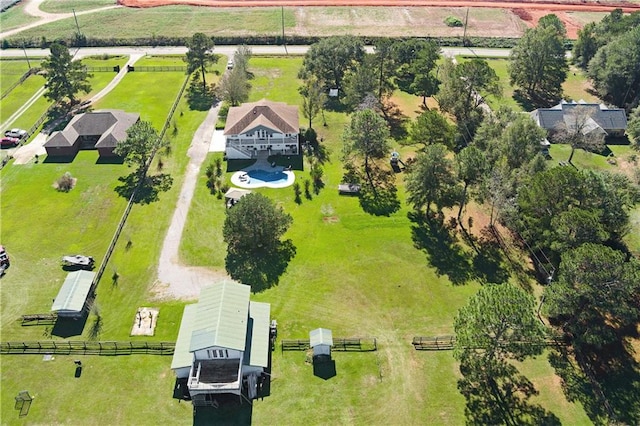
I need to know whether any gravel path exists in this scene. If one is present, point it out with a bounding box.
[152,102,232,301]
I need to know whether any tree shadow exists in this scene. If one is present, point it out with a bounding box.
[186,75,217,111]
[409,211,474,285]
[471,227,512,285]
[513,89,559,111]
[225,239,296,292]
[115,171,173,204]
[459,357,561,425]
[357,166,400,216]
[382,101,409,140]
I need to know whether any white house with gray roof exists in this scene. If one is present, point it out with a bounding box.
[171,280,271,404]
[530,101,627,140]
[223,99,299,160]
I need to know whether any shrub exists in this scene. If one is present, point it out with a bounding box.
[445,16,464,27]
[54,172,76,192]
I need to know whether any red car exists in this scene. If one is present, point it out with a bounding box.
[1,136,20,147]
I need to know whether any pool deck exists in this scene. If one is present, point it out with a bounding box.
[230,158,295,189]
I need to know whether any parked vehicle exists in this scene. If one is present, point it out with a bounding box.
[0,245,10,276]
[1,136,20,147]
[227,60,234,70]
[4,128,27,139]
[61,255,95,270]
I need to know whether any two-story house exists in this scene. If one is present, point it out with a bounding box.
[223,99,299,160]
[171,280,271,405]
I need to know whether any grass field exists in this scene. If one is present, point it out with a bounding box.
[0,2,40,33]
[0,58,222,424]
[0,52,632,424]
[0,60,36,95]
[39,0,116,13]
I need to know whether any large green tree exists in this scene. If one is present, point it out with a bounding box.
[545,243,640,347]
[342,56,379,111]
[184,32,216,92]
[342,108,391,193]
[115,120,166,177]
[299,36,365,94]
[405,143,460,215]
[406,110,456,151]
[393,39,440,106]
[455,283,546,364]
[436,58,501,144]
[456,145,487,222]
[509,16,568,105]
[42,42,91,107]
[588,25,640,110]
[627,105,640,150]
[223,193,293,255]
[216,66,250,106]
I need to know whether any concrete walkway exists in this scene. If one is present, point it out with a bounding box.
[153,103,231,301]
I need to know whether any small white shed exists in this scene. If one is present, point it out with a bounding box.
[310,328,333,357]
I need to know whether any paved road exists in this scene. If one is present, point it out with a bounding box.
[0,45,514,59]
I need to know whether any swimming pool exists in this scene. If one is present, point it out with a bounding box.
[230,168,295,189]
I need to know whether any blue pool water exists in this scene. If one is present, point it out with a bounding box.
[247,169,288,184]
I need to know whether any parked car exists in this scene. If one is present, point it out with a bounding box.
[4,128,27,139]
[227,59,234,70]
[1,136,20,147]
[61,254,95,270]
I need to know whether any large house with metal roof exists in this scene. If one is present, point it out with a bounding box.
[44,110,139,158]
[171,280,271,405]
[223,99,299,160]
[530,101,627,140]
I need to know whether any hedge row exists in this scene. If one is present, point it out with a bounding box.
[1,34,574,50]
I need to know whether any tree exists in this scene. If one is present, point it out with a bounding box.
[499,114,547,170]
[223,193,293,254]
[628,105,640,150]
[42,42,91,107]
[372,38,397,103]
[114,120,166,176]
[552,105,606,164]
[588,26,640,110]
[454,285,550,425]
[545,243,640,347]
[342,57,379,111]
[393,39,440,106]
[436,58,501,144]
[509,19,568,105]
[233,45,252,75]
[217,66,250,106]
[299,75,327,130]
[456,145,486,222]
[405,143,460,215]
[299,36,365,94]
[455,283,545,365]
[184,33,216,92]
[572,22,599,69]
[406,110,456,151]
[342,108,390,194]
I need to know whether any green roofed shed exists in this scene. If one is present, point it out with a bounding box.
[171,304,197,378]
[189,280,250,352]
[51,270,95,317]
[243,301,271,368]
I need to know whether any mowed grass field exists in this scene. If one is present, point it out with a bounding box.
[179,56,591,424]
[0,57,224,425]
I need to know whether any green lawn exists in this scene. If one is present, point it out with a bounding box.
[0,2,40,33]
[0,60,36,95]
[0,59,219,424]
[0,74,46,127]
[178,56,590,424]
[39,0,115,13]
[12,6,295,41]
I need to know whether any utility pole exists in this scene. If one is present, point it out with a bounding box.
[22,42,31,69]
[72,8,81,35]
[281,6,287,55]
[462,8,470,47]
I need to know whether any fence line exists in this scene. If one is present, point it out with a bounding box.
[1,68,39,100]
[0,340,175,355]
[92,74,190,291]
[85,66,118,73]
[130,65,187,72]
[281,337,378,353]
[411,335,567,351]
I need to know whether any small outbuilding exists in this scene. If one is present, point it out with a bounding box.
[224,187,251,208]
[310,328,333,358]
[51,270,95,318]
